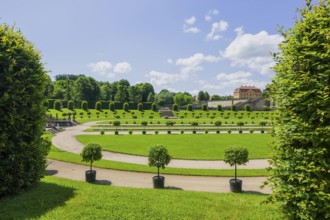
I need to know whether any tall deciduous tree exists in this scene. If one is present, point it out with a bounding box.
[0,24,51,196]
[73,76,100,103]
[128,85,142,103]
[267,1,330,219]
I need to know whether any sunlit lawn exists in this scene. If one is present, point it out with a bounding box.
[0,176,283,220]
[76,134,272,160]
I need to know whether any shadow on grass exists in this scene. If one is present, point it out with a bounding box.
[242,190,268,195]
[0,181,75,219]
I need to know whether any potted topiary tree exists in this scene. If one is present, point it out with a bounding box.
[224,147,249,193]
[81,143,103,183]
[148,145,171,189]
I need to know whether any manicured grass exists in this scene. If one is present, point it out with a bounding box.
[48,144,269,177]
[76,134,273,160]
[0,176,283,220]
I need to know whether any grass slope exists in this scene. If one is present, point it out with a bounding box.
[0,176,283,220]
[76,134,273,160]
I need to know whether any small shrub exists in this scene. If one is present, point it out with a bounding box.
[172,104,178,111]
[54,100,62,111]
[138,103,143,111]
[129,130,133,135]
[187,104,192,111]
[205,129,208,134]
[202,104,207,111]
[227,130,232,134]
[95,101,101,111]
[154,130,159,134]
[100,130,105,135]
[216,130,220,134]
[109,102,115,111]
[68,100,74,110]
[180,130,184,134]
[81,101,88,111]
[123,102,129,111]
[167,130,171,134]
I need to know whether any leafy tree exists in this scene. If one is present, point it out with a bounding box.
[114,84,127,102]
[128,85,142,103]
[204,91,210,101]
[174,93,185,106]
[224,147,249,181]
[147,92,155,103]
[198,91,205,101]
[148,145,171,178]
[99,82,112,101]
[0,24,51,196]
[156,89,174,105]
[137,82,154,102]
[80,143,102,171]
[267,1,330,219]
[211,95,221,100]
[73,76,100,103]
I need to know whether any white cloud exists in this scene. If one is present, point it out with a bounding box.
[205,9,219,21]
[114,62,132,73]
[88,60,132,79]
[183,27,200,33]
[216,71,252,81]
[221,30,283,74]
[185,16,196,25]
[146,71,182,87]
[183,16,200,34]
[206,20,229,41]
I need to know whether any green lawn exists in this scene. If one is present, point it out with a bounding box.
[76,134,273,160]
[0,176,283,220]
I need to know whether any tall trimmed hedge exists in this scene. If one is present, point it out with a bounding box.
[109,102,115,111]
[138,103,143,111]
[268,1,330,219]
[67,100,74,110]
[54,100,62,111]
[123,102,129,111]
[81,101,88,110]
[0,24,50,196]
[95,101,101,111]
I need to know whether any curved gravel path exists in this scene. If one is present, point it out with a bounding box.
[49,122,272,193]
[52,122,270,169]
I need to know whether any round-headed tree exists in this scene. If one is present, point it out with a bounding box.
[217,105,222,111]
[109,102,115,111]
[0,24,51,196]
[67,100,74,110]
[267,1,330,219]
[187,104,192,111]
[81,100,88,111]
[54,100,62,111]
[123,102,129,111]
[244,104,251,112]
[151,103,157,111]
[138,102,143,111]
[172,104,178,111]
[95,101,101,111]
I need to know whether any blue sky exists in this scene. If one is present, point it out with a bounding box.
[1,0,306,96]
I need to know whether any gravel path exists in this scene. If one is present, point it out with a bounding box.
[49,122,272,193]
[46,159,271,194]
[52,122,270,169]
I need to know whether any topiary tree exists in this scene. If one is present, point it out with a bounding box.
[54,100,62,111]
[187,104,192,111]
[137,102,143,111]
[81,101,88,110]
[148,145,172,178]
[172,104,178,111]
[81,143,103,171]
[151,103,157,111]
[95,101,101,111]
[67,100,74,110]
[244,104,251,111]
[267,1,330,219]
[109,102,115,111]
[217,105,222,111]
[224,147,249,181]
[0,24,51,196]
[231,104,236,111]
[202,104,208,111]
[123,102,129,111]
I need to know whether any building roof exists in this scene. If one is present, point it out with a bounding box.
[234,86,261,92]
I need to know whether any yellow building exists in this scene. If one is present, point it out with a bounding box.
[233,86,262,99]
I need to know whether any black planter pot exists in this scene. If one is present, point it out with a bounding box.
[152,176,165,189]
[229,179,242,193]
[85,170,96,183]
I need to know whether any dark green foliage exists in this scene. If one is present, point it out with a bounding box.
[80,143,102,171]
[81,101,88,110]
[224,147,249,180]
[244,104,251,111]
[151,103,157,111]
[231,104,236,111]
[202,104,207,111]
[123,102,129,111]
[43,101,49,109]
[0,24,51,196]
[141,121,148,126]
[217,105,222,111]
[109,102,115,111]
[267,1,330,219]
[54,100,62,110]
[214,121,222,127]
[95,101,101,111]
[187,104,192,111]
[148,145,171,177]
[138,103,143,111]
[67,100,74,110]
[172,104,178,111]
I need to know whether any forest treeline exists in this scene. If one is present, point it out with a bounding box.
[45,74,233,108]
